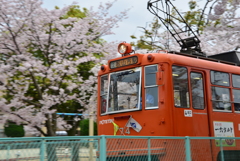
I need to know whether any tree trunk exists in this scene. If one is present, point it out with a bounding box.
[45,118,58,161]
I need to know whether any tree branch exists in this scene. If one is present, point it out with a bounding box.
[29,70,43,100]
[4,110,46,136]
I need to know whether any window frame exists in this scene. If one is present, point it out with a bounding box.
[100,74,109,115]
[210,70,232,112]
[232,74,240,88]
[106,67,142,114]
[210,70,230,87]
[144,64,159,109]
[232,74,240,113]
[211,86,232,112]
[172,65,190,108]
[232,88,240,113]
[190,71,205,110]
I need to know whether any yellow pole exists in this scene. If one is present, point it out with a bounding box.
[89,112,94,161]
[41,121,47,137]
[89,113,94,136]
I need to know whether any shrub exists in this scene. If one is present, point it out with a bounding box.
[79,119,97,136]
[4,122,25,137]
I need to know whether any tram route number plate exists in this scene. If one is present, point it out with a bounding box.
[184,110,192,117]
[110,56,138,69]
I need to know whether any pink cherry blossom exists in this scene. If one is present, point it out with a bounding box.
[0,0,127,136]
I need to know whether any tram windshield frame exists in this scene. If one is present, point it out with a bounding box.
[105,67,142,114]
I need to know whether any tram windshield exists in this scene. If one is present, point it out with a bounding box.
[105,67,142,113]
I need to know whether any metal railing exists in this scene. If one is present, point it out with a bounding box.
[0,136,240,161]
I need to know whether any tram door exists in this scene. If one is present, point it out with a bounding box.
[172,66,210,136]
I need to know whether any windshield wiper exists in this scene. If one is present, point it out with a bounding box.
[117,70,135,77]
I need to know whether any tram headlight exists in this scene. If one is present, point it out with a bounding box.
[118,42,132,55]
[119,44,127,53]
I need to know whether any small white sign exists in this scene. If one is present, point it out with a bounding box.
[184,110,192,117]
[213,121,236,147]
[214,121,234,137]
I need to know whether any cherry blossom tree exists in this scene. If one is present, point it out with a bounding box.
[199,0,240,55]
[0,0,127,136]
[132,0,240,56]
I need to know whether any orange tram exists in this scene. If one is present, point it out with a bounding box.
[97,42,240,160]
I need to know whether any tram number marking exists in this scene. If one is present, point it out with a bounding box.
[184,110,192,117]
[125,127,130,134]
[119,128,125,135]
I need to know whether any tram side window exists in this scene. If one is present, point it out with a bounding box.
[232,74,240,112]
[172,65,190,108]
[145,65,158,109]
[190,72,205,109]
[233,89,240,111]
[100,75,108,114]
[211,86,231,111]
[211,71,229,86]
[232,74,240,88]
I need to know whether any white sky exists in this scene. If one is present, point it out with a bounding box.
[41,0,206,43]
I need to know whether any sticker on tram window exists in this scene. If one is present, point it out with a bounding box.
[184,110,192,117]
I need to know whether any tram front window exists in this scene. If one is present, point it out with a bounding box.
[108,67,141,113]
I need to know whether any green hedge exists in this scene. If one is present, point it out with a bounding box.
[79,119,97,136]
[4,122,25,137]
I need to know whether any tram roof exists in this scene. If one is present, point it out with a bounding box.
[168,50,239,66]
[208,51,240,66]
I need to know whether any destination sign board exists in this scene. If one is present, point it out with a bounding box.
[110,56,138,69]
